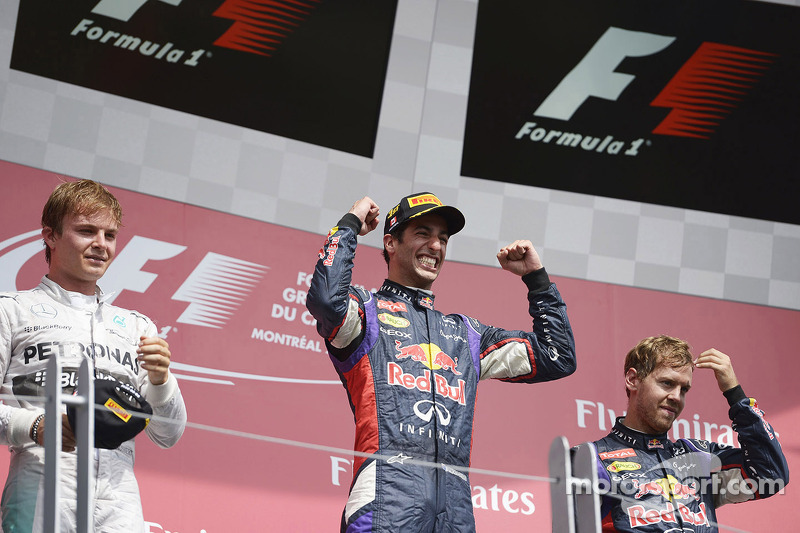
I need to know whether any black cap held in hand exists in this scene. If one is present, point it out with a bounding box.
[67,377,152,450]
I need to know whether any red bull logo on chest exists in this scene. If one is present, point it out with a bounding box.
[394,341,461,375]
[627,502,708,528]
[633,475,699,502]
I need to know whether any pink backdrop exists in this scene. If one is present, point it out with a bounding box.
[1,162,796,532]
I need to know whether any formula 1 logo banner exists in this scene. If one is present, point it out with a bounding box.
[462,0,800,225]
[10,0,397,157]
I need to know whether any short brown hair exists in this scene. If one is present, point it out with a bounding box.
[41,179,122,264]
[624,335,693,397]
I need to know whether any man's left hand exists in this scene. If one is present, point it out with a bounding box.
[694,348,739,392]
[137,336,171,385]
[497,240,543,277]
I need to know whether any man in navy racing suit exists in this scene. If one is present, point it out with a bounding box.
[306,192,577,532]
[575,335,788,532]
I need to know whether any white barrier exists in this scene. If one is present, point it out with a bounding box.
[44,356,95,532]
[549,436,601,533]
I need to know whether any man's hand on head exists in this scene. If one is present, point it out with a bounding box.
[694,348,739,392]
[496,240,543,277]
[349,197,381,236]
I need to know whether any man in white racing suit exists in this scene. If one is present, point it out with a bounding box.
[0,179,187,532]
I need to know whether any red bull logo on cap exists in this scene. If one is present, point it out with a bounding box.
[633,475,699,502]
[394,341,461,375]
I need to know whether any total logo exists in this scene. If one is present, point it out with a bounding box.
[598,448,636,461]
[517,26,776,156]
[377,300,407,313]
[0,231,267,330]
[68,0,322,67]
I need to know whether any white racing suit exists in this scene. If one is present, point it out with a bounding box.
[0,277,187,532]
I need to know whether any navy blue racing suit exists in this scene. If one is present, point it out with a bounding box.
[306,214,577,532]
[578,387,789,532]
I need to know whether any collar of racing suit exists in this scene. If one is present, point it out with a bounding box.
[610,416,671,451]
[40,275,113,307]
[378,279,436,311]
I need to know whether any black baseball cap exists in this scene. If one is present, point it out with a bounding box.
[384,192,465,236]
[68,376,152,450]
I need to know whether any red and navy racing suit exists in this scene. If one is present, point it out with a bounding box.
[578,387,789,532]
[306,214,577,532]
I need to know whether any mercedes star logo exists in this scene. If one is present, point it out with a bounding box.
[30,303,57,319]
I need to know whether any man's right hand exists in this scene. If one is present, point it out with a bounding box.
[497,240,544,277]
[36,414,77,452]
[349,197,381,236]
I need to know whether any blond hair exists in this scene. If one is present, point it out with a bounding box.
[624,335,693,397]
[41,179,122,264]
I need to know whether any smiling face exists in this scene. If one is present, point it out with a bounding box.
[625,363,693,435]
[42,209,119,295]
[384,214,449,290]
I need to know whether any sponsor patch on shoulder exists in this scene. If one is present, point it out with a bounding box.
[378,300,407,313]
[607,461,641,473]
[379,313,410,328]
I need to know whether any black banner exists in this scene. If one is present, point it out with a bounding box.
[11,0,397,157]
[463,0,800,224]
